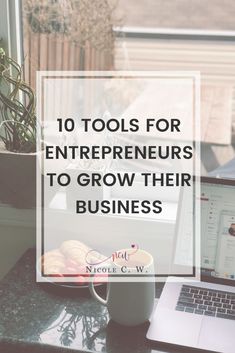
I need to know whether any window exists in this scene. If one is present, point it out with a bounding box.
[21,0,116,89]
[114,0,235,31]
[113,1,235,174]
[0,0,23,72]
[18,1,235,174]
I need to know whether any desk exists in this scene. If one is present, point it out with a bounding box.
[0,249,211,353]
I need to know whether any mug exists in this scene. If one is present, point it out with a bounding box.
[89,249,155,326]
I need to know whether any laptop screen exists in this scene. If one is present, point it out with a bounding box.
[201,177,235,284]
[173,177,235,285]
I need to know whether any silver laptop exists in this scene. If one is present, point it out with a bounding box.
[147,177,235,353]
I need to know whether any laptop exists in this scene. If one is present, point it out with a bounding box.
[147,177,235,353]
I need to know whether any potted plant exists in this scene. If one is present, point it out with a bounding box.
[0,47,37,208]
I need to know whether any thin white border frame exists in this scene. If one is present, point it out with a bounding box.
[36,70,201,283]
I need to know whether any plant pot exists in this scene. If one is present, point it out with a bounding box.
[0,147,36,209]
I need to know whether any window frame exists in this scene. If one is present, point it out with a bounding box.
[114,26,235,42]
[0,0,23,68]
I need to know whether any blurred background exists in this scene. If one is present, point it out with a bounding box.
[19,0,235,174]
[1,0,235,280]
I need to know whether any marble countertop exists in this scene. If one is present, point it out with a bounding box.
[0,249,167,353]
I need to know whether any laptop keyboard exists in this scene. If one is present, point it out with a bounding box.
[176,285,235,320]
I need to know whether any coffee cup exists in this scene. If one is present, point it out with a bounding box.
[89,248,155,326]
